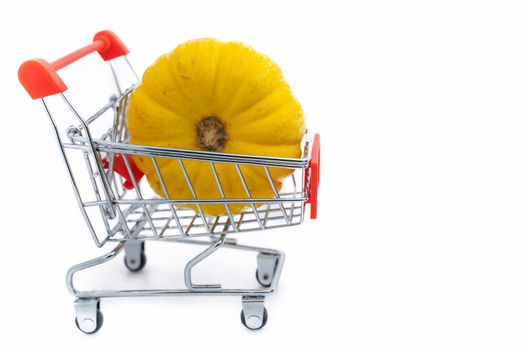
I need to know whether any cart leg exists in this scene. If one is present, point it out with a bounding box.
[124,240,146,272]
[74,298,103,334]
[241,295,268,330]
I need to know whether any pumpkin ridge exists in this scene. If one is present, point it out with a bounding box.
[140,56,193,117]
[231,136,303,148]
[209,41,223,111]
[229,94,296,128]
[164,52,199,119]
[218,48,260,119]
[139,82,189,120]
[136,88,194,129]
[227,81,287,124]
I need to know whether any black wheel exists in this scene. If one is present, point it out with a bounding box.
[241,307,268,330]
[255,269,272,288]
[75,310,104,334]
[124,242,146,272]
[124,252,147,272]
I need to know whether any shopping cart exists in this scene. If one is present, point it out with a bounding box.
[18,30,320,333]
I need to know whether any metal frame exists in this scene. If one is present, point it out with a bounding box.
[38,56,314,332]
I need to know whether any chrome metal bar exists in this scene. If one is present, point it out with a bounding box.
[114,201,134,239]
[125,206,301,223]
[41,98,102,247]
[151,157,185,236]
[124,56,140,83]
[121,154,159,239]
[117,94,129,144]
[109,220,301,240]
[78,96,117,128]
[235,164,264,229]
[78,141,311,168]
[135,212,302,231]
[82,197,306,207]
[66,242,125,296]
[73,288,275,298]
[300,165,306,224]
[289,173,298,223]
[264,167,291,226]
[178,159,210,232]
[109,60,122,95]
[67,240,285,298]
[209,162,238,232]
[184,234,226,290]
[60,93,117,218]
[263,205,270,227]
[82,149,112,237]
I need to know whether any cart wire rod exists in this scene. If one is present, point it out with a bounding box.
[209,162,238,232]
[63,141,311,169]
[81,197,307,207]
[121,154,159,239]
[130,211,302,227]
[109,60,122,95]
[178,159,210,232]
[60,93,117,219]
[66,237,284,298]
[150,157,186,236]
[41,98,104,247]
[235,164,264,230]
[124,56,140,83]
[184,234,226,290]
[76,95,118,130]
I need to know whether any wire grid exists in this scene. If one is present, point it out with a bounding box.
[66,88,311,243]
[100,151,307,240]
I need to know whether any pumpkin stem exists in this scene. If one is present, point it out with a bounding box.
[196,116,227,151]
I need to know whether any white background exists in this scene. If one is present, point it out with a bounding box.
[1,0,525,349]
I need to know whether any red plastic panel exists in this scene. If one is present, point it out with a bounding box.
[102,154,144,190]
[305,134,320,219]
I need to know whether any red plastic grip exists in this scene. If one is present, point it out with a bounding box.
[18,30,129,99]
[305,134,320,219]
[102,154,144,190]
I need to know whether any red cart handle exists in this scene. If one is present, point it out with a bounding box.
[305,134,320,219]
[18,30,129,99]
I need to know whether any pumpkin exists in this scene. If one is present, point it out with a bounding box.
[126,38,305,216]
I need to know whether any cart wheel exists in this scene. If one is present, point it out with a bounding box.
[256,253,278,288]
[125,252,146,272]
[241,307,268,330]
[124,241,146,272]
[255,269,272,288]
[75,309,103,334]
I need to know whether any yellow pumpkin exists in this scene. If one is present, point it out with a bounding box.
[126,39,305,216]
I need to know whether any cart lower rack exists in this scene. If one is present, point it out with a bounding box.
[18,30,320,333]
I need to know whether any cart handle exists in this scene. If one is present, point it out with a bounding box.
[18,30,129,99]
[306,133,320,219]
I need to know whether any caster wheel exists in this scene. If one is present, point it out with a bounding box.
[125,252,146,272]
[255,269,272,288]
[124,242,146,272]
[75,310,103,334]
[241,307,268,330]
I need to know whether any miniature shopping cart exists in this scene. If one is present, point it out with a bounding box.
[18,30,320,333]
